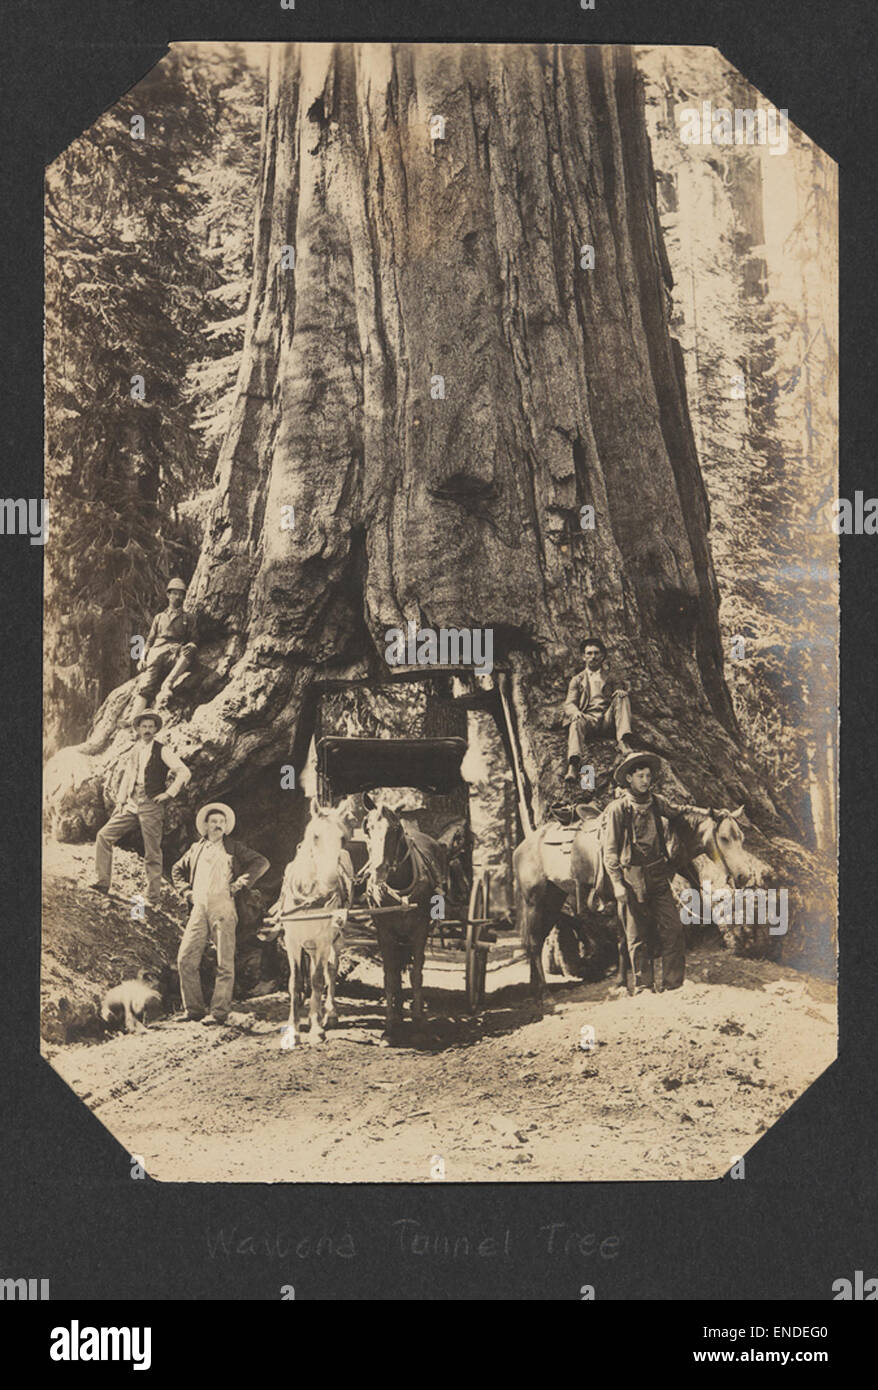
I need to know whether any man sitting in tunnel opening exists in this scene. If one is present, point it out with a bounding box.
[563,636,635,783]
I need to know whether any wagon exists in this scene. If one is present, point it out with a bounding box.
[314,734,504,1008]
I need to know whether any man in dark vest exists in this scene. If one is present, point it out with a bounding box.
[602,751,724,993]
[171,804,270,1024]
[91,710,191,907]
[129,577,198,724]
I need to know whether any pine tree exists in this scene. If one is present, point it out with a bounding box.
[44,44,264,752]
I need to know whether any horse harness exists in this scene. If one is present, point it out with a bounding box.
[355,817,417,903]
[380,820,418,899]
[362,818,445,905]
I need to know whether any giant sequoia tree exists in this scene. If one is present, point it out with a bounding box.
[48,42,835,962]
[184,42,764,799]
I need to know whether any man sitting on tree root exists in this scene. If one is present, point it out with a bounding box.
[128,577,198,724]
[564,636,635,783]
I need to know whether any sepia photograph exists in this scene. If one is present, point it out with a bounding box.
[40,40,838,1184]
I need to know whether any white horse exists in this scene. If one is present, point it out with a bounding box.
[259,798,354,1047]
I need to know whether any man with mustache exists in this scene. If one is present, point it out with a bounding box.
[564,635,635,783]
[91,709,190,907]
[172,803,269,1024]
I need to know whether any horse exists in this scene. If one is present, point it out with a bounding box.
[258,798,354,1047]
[514,802,770,999]
[361,793,448,1045]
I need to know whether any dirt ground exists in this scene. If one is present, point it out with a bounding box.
[43,941,836,1183]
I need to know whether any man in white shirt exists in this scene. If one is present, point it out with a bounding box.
[91,710,190,906]
[172,803,270,1024]
[563,635,634,781]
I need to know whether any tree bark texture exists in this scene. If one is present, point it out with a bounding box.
[186,42,760,803]
[50,43,812,907]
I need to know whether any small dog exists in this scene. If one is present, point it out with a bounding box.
[101,969,164,1034]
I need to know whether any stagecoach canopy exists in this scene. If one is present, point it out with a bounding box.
[316,736,467,798]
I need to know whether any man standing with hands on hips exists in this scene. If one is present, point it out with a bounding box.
[91,710,190,907]
[172,803,270,1025]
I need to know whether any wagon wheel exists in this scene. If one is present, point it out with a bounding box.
[465,872,490,1010]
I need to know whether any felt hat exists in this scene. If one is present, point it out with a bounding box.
[613,750,663,787]
[166,577,187,592]
[196,802,236,836]
[132,709,163,731]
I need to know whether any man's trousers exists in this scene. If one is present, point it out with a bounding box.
[95,796,165,905]
[178,898,238,1020]
[619,879,685,991]
[137,641,196,700]
[567,690,632,759]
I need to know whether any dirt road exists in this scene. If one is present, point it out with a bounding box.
[44,947,835,1182]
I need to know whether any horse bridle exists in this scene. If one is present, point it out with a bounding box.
[360,814,417,902]
[667,813,737,899]
[702,815,741,890]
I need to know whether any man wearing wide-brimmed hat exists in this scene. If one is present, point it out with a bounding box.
[91,709,191,906]
[171,804,270,1024]
[603,751,718,993]
[129,577,198,724]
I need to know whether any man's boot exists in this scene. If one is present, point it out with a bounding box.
[564,757,580,783]
[128,693,148,724]
[247,978,281,998]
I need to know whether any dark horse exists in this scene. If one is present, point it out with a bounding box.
[361,794,448,1044]
[514,805,766,999]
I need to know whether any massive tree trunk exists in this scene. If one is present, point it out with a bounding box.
[48,42,831,959]
[195,43,755,789]
[190,41,762,807]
